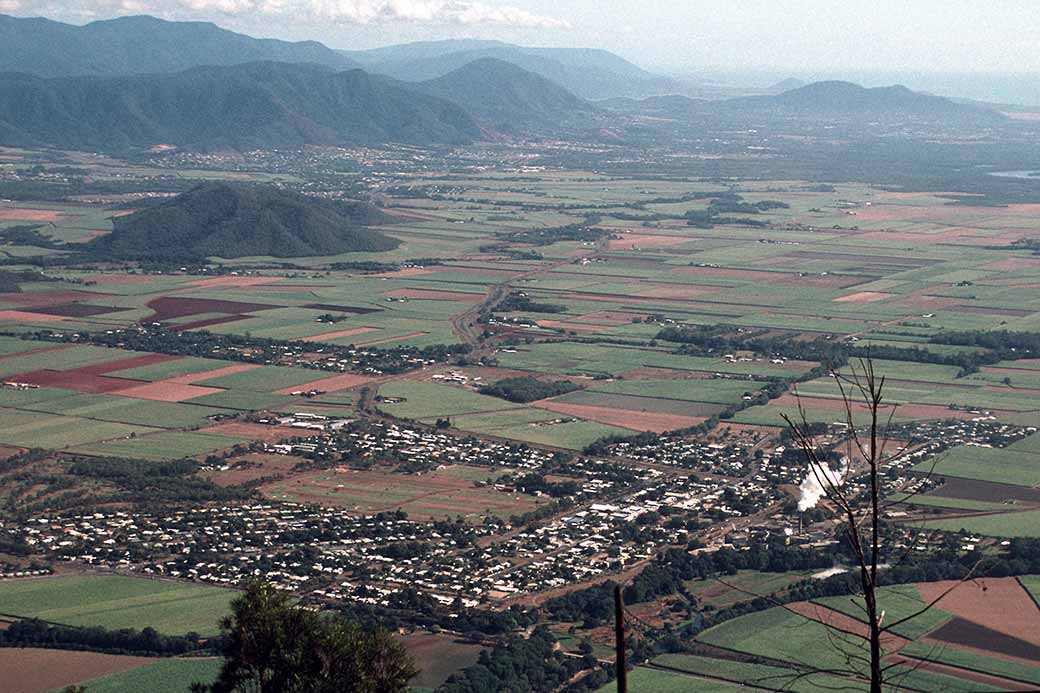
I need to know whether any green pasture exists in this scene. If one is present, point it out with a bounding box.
[71,430,248,460]
[0,575,234,635]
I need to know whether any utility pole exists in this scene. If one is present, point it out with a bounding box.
[614,583,627,693]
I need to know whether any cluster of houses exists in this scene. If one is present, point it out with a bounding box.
[5,412,1027,619]
[267,420,561,473]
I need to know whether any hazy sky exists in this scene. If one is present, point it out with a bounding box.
[6,0,1040,77]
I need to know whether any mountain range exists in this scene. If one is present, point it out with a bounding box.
[605,81,1006,126]
[0,14,357,77]
[0,14,677,100]
[414,58,601,134]
[0,62,480,150]
[0,14,1008,152]
[88,182,398,262]
[343,39,683,99]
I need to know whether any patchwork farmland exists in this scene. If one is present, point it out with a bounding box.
[1,140,1040,692]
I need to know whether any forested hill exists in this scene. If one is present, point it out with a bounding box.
[0,14,358,77]
[727,81,1007,123]
[87,183,399,263]
[414,58,600,133]
[0,62,480,151]
[344,39,684,100]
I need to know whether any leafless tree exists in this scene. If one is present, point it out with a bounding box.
[774,357,976,692]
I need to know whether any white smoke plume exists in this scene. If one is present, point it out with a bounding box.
[797,461,847,512]
[3,0,571,29]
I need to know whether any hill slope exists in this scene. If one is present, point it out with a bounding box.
[88,183,399,262]
[0,62,479,151]
[414,58,599,133]
[346,39,683,99]
[0,14,357,77]
[728,80,1006,122]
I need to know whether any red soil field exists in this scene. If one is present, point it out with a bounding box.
[0,208,67,221]
[20,303,121,318]
[78,353,181,376]
[926,618,1040,662]
[889,292,961,310]
[980,257,1040,272]
[165,363,259,385]
[145,296,279,321]
[772,393,991,422]
[0,290,109,308]
[532,400,705,433]
[833,291,895,303]
[200,422,319,442]
[926,477,1040,504]
[302,326,379,342]
[383,288,483,302]
[112,381,225,402]
[886,655,1038,691]
[274,373,375,395]
[917,578,1040,648]
[0,309,66,323]
[0,648,154,693]
[786,601,910,651]
[10,369,140,393]
[0,445,26,459]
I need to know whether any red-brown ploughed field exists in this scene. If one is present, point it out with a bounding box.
[0,310,66,323]
[926,618,1040,662]
[0,647,153,693]
[19,303,121,318]
[532,400,705,433]
[927,477,1040,504]
[164,363,259,385]
[11,369,140,393]
[884,655,1037,691]
[0,208,68,221]
[916,578,1040,649]
[273,373,374,395]
[145,296,280,321]
[786,601,910,651]
[200,422,320,443]
[303,326,379,342]
[79,353,182,376]
[112,381,224,402]
[7,354,180,394]
[0,290,110,308]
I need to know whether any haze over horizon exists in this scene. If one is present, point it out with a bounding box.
[4,0,1040,103]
